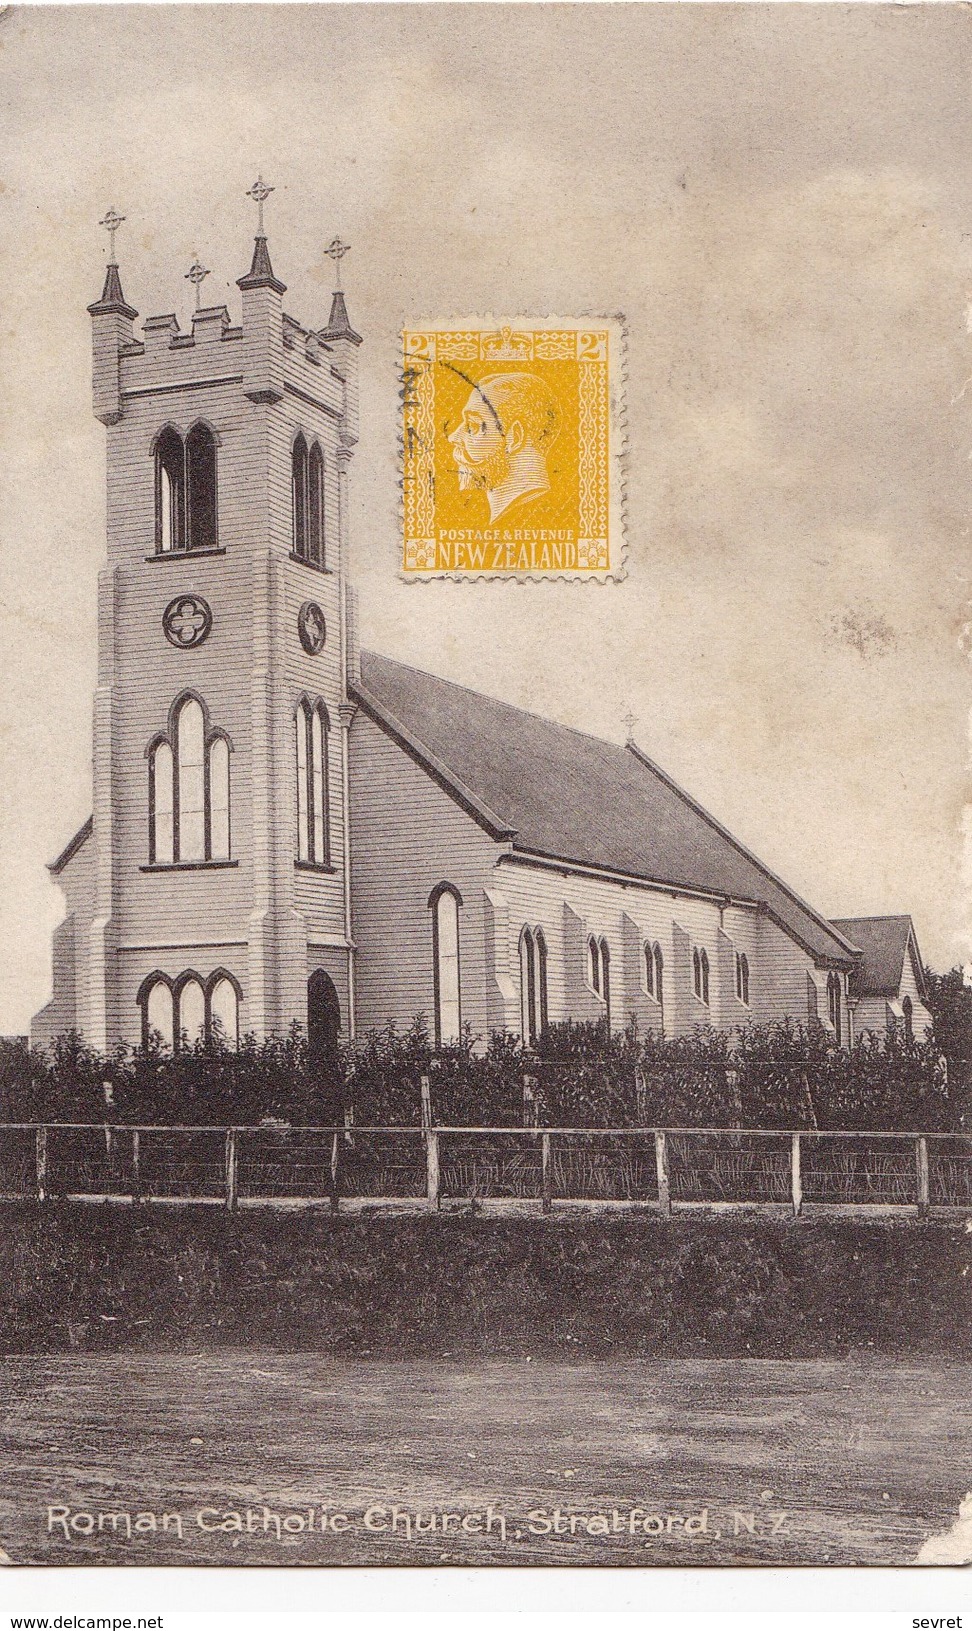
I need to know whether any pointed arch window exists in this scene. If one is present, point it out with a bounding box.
[292,435,327,566]
[210,975,240,1047]
[138,969,241,1051]
[148,694,232,865]
[292,433,308,559]
[430,883,462,1048]
[154,423,217,553]
[536,928,549,1035]
[693,947,710,1006]
[308,441,325,567]
[186,423,217,550]
[178,975,206,1045]
[295,699,331,867]
[155,427,185,553]
[735,951,750,1007]
[827,971,843,1045]
[588,936,611,1028]
[645,940,665,1025]
[144,977,174,1050]
[902,993,913,1041]
[519,926,549,1046]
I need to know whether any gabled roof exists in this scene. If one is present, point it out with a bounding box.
[831,915,927,1002]
[354,651,856,966]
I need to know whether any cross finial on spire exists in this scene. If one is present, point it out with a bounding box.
[185,258,211,310]
[325,235,351,291]
[246,176,274,236]
[623,708,637,743]
[99,207,125,263]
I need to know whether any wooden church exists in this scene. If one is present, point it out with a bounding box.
[31,194,933,1058]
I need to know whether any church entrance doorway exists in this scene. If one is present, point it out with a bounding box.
[308,969,341,1067]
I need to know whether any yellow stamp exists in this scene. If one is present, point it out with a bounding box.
[401,319,625,579]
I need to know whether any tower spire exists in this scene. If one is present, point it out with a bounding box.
[87,206,137,318]
[237,175,286,294]
[323,235,361,344]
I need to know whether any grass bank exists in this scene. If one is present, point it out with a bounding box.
[2,1203,969,1358]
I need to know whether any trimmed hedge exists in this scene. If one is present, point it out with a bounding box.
[0,1202,969,1358]
[0,1016,960,1132]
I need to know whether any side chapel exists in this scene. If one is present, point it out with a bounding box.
[31,192,934,1058]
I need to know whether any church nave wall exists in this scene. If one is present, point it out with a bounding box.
[348,710,503,1045]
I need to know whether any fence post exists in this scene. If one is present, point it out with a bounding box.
[790,1132,803,1218]
[634,1066,647,1125]
[426,1129,440,1210]
[330,1131,341,1216]
[343,1104,355,1149]
[916,1135,930,1214]
[654,1129,671,1218]
[35,1126,47,1202]
[522,1074,538,1129]
[225,1128,238,1213]
[420,1075,432,1132]
[131,1129,142,1204]
[542,1132,552,1214]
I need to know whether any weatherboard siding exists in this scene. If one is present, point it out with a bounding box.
[493,860,822,1040]
[349,710,504,1042]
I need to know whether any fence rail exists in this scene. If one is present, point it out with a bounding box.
[1,1122,971,1216]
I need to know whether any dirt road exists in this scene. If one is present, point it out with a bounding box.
[1,1354,967,1566]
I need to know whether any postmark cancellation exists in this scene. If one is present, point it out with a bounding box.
[401,318,625,580]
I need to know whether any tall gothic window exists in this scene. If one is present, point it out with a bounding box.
[693,947,710,1006]
[155,423,217,553]
[536,929,549,1035]
[145,978,174,1050]
[519,926,549,1046]
[308,441,325,567]
[645,940,665,1027]
[902,993,913,1040]
[148,693,231,864]
[588,936,611,1028]
[139,969,241,1051]
[156,427,185,553]
[292,434,308,558]
[736,951,750,1006]
[295,699,330,866]
[827,971,842,1045]
[292,435,326,566]
[186,423,217,550]
[430,883,462,1048]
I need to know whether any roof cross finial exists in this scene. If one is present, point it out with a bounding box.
[185,258,211,311]
[246,175,274,237]
[325,235,351,291]
[622,708,637,744]
[99,207,125,263]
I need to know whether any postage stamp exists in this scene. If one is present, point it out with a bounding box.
[401,318,625,580]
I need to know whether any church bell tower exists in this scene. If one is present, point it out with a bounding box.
[76,185,362,1052]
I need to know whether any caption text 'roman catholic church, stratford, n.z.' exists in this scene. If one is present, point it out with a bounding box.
[31,190,933,1060]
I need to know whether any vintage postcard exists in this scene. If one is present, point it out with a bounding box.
[1,0,971,1590]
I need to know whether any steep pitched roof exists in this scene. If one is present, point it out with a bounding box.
[831,915,927,1002]
[354,651,856,965]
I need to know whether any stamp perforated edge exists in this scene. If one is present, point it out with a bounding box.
[395,313,629,585]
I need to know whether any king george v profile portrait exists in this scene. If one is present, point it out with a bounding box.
[449,371,562,523]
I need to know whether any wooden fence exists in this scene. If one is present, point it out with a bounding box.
[2,1120,971,1216]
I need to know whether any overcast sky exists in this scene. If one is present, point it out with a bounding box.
[1,4,970,1033]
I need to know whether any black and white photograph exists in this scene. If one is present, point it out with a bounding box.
[0,1,971,1601]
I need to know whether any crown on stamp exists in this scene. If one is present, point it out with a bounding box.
[481,325,533,362]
